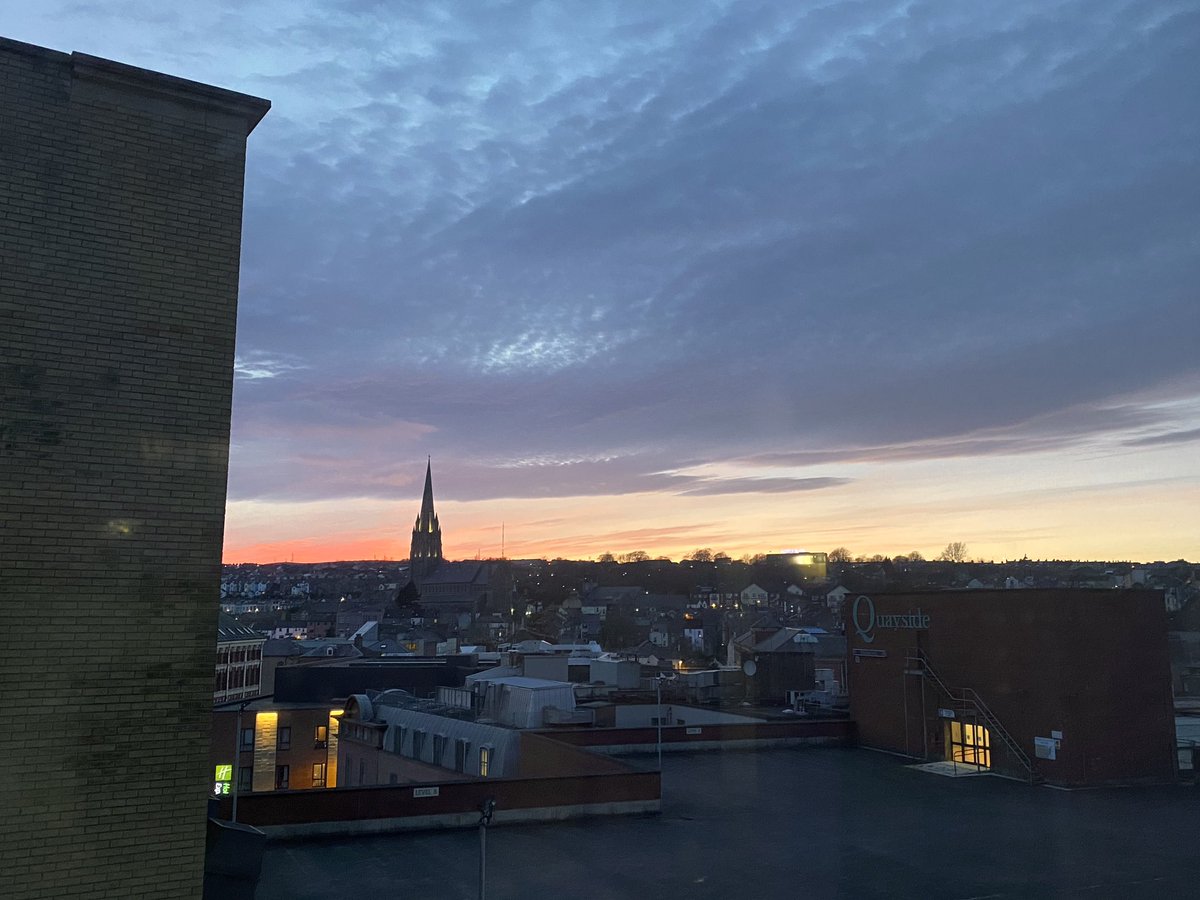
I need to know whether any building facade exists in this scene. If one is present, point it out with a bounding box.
[215,613,267,704]
[1,38,267,899]
[847,589,1176,785]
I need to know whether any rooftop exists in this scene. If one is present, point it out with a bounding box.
[255,746,1200,899]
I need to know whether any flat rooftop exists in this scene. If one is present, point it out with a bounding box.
[257,747,1199,899]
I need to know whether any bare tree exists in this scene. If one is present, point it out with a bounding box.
[828,547,852,562]
[597,552,615,563]
[684,548,714,562]
[617,550,650,563]
[938,542,969,563]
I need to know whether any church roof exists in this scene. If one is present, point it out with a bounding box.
[421,561,488,585]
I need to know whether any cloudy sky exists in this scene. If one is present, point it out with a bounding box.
[13,1,1199,562]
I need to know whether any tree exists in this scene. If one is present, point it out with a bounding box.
[684,548,714,563]
[907,551,924,562]
[617,550,650,563]
[713,551,732,564]
[938,542,969,563]
[597,552,616,563]
[828,547,852,563]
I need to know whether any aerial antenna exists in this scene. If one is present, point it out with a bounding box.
[502,523,506,560]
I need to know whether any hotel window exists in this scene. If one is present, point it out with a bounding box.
[277,726,291,751]
[240,727,254,750]
[237,767,253,793]
[314,725,328,749]
[275,765,290,790]
[479,746,492,777]
[311,762,326,788]
[412,730,425,760]
[433,733,448,763]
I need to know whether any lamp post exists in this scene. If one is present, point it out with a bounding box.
[230,699,251,823]
[655,673,677,772]
[478,797,496,900]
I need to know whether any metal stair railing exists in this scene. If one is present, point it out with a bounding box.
[908,649,1037,783]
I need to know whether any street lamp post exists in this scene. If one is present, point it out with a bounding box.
[478,797,496,900]
[230,699,251,823]
[655,673,677,772]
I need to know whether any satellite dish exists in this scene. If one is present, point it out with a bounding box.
[742,659,757,677]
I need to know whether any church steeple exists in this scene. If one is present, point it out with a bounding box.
[410,457,443,579]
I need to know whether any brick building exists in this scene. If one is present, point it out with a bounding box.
[0,38,267,899]
[215,613,267,704]
[847,589,1177,785]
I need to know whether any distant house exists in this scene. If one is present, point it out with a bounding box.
[727,627,817,703]
[825,585,851,609]
[740,584,769,607]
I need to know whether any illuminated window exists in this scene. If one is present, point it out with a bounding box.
[314,725,328,748]
[275,765,290,790]
[277,726,291,751]
[311,763,326,788]
[479,746,491,777]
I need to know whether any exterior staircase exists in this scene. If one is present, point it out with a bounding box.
[906,648,1040,785]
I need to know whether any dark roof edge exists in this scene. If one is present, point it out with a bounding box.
[71,51,270,133]
[0,35,71,63]
[2,36,270,133]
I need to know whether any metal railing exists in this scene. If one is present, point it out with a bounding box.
[908,649,1037,784]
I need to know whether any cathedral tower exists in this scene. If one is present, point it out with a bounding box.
[409,458,443,579]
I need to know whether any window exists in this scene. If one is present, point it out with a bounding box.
[433,733,447,763]
[455,738,471,773]
[275,765,290,790]
[237,766,253,792]
[391,726,406,754]
[388,773,398,785]
[479,746,491,777]
[314,725,328,749]
[240,726,254,750]
[311,762,326,788]
[277,726,291,751]
[412,730,425,760]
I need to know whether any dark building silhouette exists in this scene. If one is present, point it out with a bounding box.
[409,458,444,579]
[1,37,267,899]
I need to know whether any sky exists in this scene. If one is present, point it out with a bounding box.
[10,1,1199,563]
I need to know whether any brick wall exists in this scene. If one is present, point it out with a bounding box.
[0,38,267,899]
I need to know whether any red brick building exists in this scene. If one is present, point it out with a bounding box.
[847,589,1176,786]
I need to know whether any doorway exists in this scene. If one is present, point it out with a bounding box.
[945,719,991,769]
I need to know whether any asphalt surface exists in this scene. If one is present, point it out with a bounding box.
[257,747,1200,899]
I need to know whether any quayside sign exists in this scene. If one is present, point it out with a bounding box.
[852,595,930,644]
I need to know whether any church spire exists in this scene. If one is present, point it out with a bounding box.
[410,457,443,579]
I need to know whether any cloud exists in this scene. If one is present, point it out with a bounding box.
[9,0,1198,533]
[1124,427,1200,448]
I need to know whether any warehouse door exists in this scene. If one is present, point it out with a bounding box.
[945,720,991,770]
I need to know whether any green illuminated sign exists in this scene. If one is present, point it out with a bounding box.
[213,764,233,797]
